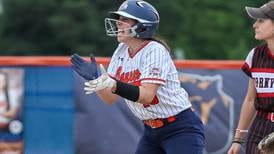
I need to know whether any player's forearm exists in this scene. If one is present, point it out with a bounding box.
[234,79,256,138]
[111,80,159,104]
[234,99,256,138]
[96,88,118,105]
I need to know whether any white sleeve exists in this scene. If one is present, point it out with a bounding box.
[245,48,255,68]
[140,44,171,85]
[241,48,255,78]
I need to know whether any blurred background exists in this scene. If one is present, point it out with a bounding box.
[0,0,269,59]
[0,0,270,154]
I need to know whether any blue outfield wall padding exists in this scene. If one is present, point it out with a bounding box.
[23,67,75,154]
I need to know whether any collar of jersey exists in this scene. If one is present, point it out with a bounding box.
[267,47,274,59]
[128,41,151,58]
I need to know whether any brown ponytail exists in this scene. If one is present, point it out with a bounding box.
[148,36,171,53]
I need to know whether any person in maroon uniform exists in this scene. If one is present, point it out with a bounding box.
[228,1,274,154]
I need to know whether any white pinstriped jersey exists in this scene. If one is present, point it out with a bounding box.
[108,41,191,120]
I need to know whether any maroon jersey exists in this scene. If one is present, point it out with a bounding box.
[242,44,274,112]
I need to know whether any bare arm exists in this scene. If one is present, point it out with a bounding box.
[96,88,119,105]
[84,64,160,105]
[97,83,159,104]
[96,83,159,105]
[138,83,160,104]
[228,79,257,154]
[234,78,257,139]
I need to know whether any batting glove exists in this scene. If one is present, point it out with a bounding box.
[70,53,98,80]
[84,64,116,94]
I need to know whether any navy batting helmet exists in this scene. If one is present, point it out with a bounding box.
[104,0,159,39]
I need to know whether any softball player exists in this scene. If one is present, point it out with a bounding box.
[71,0,204,153]
[228,1,274,154]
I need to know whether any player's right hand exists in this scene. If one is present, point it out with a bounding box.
[84,64,116,94]
[227,143,241,154]
[70,53,98,80]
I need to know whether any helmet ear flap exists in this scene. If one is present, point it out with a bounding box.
[131,23,147,38]
[135,23,146,33]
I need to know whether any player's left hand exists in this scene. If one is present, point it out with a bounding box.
[84,64,116,94]
[70,53,98,80]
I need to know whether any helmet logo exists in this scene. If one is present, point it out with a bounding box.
[137,1,159,19]
[136,1,147,7]
[119,1,128,10]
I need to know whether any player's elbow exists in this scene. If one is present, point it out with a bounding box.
[138,84,159,104]
[138,93,156,104]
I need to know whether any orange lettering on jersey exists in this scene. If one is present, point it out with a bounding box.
[143,95,159,108]
[115,66,141,85]
[131,80,141,86]
[116,66,122,79]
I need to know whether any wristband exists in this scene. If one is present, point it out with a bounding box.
[112,80,140,102]
[236,128,248,133]
[233,137,245,145]
[232,140,244,145]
